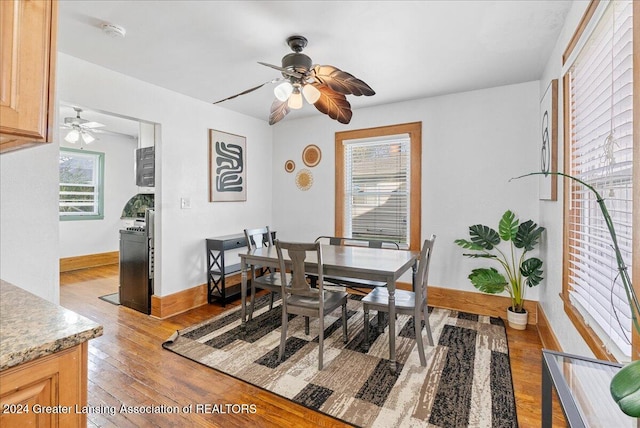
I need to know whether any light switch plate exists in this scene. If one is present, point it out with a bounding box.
[180,197,191,209]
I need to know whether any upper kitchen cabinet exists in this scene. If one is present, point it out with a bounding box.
[0,0,58,154]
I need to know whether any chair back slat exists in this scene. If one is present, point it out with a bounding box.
[315,235,399,250]
[275,241,322,298]
[244,226,273,250]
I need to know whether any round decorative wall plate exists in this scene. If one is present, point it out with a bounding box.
[284,159,295,173]
[302,144,322,167]
[295,169,313,191]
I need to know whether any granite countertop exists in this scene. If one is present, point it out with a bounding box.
[0,280,103,371]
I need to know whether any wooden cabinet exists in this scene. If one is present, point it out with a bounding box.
[0,0,58,154]
[0,342,88,428]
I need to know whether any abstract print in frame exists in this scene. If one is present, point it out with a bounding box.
[209,129,246,202]
[539,79,558,201]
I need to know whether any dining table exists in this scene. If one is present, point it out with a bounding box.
[238,243,419,373]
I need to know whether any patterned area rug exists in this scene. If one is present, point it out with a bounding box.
[163,295,518,427]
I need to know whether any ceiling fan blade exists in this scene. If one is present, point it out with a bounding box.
[213,79,280,104]
[82,121,105,129]
[269,99,290,125]
[258,62,304,79]
[311,65,375,97]
[312,84,352,124]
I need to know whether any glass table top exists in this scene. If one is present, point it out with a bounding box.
[543,350,637,427]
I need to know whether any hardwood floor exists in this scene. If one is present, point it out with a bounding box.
[60,264,566,427]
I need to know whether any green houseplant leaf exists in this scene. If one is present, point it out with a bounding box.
[514,220,545,251]
[453,239,485,251]
[469,224,500,250]
[498,210,519,241]
[468,268,508,294]
[611,360,640,417]
[521,257,543,287]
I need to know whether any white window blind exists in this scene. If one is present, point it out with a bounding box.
[566,0,634,359]
[343,136,410,246]
[59,149,104,218]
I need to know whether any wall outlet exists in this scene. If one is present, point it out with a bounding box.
[180,197,191,209]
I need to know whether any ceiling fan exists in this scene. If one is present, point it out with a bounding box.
[61,107,105,144]
[213,35,375,125]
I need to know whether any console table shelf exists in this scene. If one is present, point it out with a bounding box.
[206,231,276,306]
[206,234,247,305]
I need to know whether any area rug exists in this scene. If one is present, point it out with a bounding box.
[163,295,518,427]
[98,292,120,305]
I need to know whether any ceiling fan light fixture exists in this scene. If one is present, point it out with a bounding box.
[274,81,293,101]
[302,84,321,104]
[81,131,95,144]
[65,129,80,143]
[288,88,303,109]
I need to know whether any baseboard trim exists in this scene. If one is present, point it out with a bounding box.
[151,279,540,325]
[536,302,562,351]
[60,251,119,272]
[426,285,538,325]
[151,283,209,319]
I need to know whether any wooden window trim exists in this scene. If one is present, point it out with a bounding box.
[562,0,601,65]
[562,0,640,361]
[335,122,422,251]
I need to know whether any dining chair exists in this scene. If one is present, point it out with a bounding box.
[275,240,348,370]
[361,235,436,366]
[244,226,285,320]
[314,236,400,291]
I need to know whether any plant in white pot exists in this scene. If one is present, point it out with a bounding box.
[455,210,545,329]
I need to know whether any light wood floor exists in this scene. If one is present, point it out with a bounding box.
[60,264,566,427]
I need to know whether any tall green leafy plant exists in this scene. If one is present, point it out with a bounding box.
[455,210,545,313]
[512,172,639,417]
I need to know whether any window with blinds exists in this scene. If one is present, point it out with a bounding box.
[59,148,104,220]
[565,0,634,359]
[343,136,410,246]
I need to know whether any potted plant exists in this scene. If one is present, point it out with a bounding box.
[513,171,639,417]
[454,210,545,329]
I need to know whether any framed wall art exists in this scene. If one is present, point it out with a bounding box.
[539,79,558,201]
[209,129,246,202]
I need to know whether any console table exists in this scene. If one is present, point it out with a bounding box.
[541,349,636,427]
[206,231,275,305]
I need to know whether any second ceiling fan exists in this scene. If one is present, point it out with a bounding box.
[214,35,375,125]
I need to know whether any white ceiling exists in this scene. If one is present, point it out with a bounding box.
[57,0,572,125]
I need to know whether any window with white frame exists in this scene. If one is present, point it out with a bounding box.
[343,136,410,246]
[563,0,635,360]
[59,148,104,220]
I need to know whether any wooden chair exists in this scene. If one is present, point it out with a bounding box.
[244,226,285,320]
[275,240,348,370]
[314,236,400,290]
[361,235,436,366]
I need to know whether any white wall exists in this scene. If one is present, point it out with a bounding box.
[57,53,274,297]
[0,142,61,303]
[272,81,542,296]
[59,134,138,258]
[537,0,593,357]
